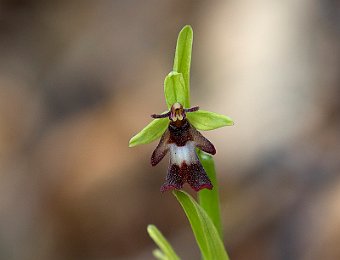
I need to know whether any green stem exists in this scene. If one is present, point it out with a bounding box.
[197,150,223,239]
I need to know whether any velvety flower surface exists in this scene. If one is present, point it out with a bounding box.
[151,103,215,192]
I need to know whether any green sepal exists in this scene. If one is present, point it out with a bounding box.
[129,118,168,147]
[187,110,234,131]
[164,71,187,109]
[173,25,193,108]
[173,190,229,260]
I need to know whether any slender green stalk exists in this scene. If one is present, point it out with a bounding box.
[197,150,223,239]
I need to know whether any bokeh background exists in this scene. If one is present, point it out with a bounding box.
[0,0,339,259]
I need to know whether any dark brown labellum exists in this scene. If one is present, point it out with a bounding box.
[151,103,215,192]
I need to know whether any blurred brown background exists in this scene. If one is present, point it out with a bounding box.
[0,0,339,259]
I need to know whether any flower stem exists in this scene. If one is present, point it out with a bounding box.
[197,150,223,239]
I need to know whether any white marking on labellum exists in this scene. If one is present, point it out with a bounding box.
[169,141,197,166]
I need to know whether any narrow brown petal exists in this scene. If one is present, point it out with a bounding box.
[151,129,170,166]
[189,127,216,155]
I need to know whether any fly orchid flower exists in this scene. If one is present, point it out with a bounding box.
[129,25,233,192]
[151,103,216,192]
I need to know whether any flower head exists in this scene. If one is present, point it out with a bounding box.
[129,26,233,192]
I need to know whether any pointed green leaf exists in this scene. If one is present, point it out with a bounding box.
[173,190,229,260]
[129,118,168,147]
[187,110,234,131]
[197,150,223,239]
[173,25,193,108]
[164,71,186,109]
[147,225,180,260]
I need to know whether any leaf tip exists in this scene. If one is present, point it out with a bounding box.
[128,137,136,147]
[152,249,165,260]
[165,71,180,78]
[225,117,234,126]
[181,25,193,34]
[147,224,155,233]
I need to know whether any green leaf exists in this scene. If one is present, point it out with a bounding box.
[164,71,186,109]
[187,110,234,131]
[197,150,223,239]
[147,224,180,260]
[129,118,168,147]
[173,190,229,260]
[173,25,193,108]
